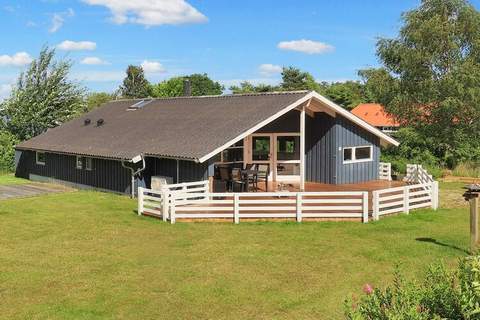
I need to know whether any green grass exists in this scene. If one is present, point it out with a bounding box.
[0,184,470,319]
[0,173,29,185]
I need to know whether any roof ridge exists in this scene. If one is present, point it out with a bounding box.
[110,90,311,103]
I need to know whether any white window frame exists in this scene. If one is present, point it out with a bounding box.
[85,157,93,171]
[343,145,373,164]
[36,152,46,165]
[76,156,83,170]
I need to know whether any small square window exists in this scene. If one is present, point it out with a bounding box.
[85,158,93,171]
[355,147,372,160]
[36,152,46,165]
[76,156,84,169]
[343,148,353,162]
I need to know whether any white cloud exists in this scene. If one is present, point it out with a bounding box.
[72,70,125,82]
[141,60,166,73]
[49,8,75,33]
[82,0,208,26]
[57,40,97,51]
[258,64,282,76]
[0,84,12,101]
[80,57,108,65]
[0,52,33,67]
[277,39,334,54]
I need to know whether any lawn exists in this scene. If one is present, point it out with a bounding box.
[0,184,469,319]
[0,173,29,185]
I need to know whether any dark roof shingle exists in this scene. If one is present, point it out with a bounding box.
[16,91,309,161]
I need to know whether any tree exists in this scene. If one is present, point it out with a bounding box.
[119,65,151,99]
[86,92,114,112]
[0,130,18,172]
[319,81,367,110]
[1,47,85,141]
[229,81,277,94]
[151,73,224,97]
[362,0,480,165]
[280,67,319,91]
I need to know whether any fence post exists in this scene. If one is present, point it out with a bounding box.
[404,186,410,214]
[372,191,379,221]
[170,197,176,224]
[162,190,169,222]
[362,192,369,223]
[432,181,439,210]
[296,193,302,223]
[234,194,239,224]
[138,187,144,216]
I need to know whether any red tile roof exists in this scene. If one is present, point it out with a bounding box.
[351,103,399,127]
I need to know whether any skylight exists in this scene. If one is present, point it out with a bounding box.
[127,99,153,111]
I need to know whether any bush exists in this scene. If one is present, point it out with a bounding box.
[345,254,480,319]
[452,162,480,178]
[0,130,18,172]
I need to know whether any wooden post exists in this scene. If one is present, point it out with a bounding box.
[170,198,176,224]
[470,197,479,252]
[362,192,368,223]
[162,190,169,222]
[137,187,144,216]
[300,105,305,191]
[296,193,302,222]
[432,181,439,210]
[404,186,410,214]
[372,191,379,221]
[234,194,239,224]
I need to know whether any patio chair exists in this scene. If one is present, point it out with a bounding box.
[218,166,232,191]
[255,164,269,191]
[231,168,247,192]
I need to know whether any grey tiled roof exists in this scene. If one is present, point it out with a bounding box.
[16,91,309,161]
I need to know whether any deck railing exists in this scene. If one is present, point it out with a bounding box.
[372,181,439,220]
[379,162,392,181]
[139,186,369,224]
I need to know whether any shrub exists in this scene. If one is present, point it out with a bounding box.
[345,254,480,319]
[0,130,18,172]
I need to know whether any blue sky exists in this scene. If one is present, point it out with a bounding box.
[0,0,478,100]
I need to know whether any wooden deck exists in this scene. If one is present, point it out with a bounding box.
[256,180,405,193]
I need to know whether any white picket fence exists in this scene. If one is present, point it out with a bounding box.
[379,162,392,181]
[372,166,439,220]
[139,182,369,224]
[137,164,439,224]
[138,180,209,221]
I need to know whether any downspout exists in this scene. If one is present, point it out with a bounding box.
[121,154,146,198]
[176,159,180,183]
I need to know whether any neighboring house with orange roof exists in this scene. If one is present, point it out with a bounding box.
[351,103,400,133]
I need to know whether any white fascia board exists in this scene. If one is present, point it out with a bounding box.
[198,92,315,163]
[309,91,400,147]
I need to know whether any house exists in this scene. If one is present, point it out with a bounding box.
[15,91,399,195]
[351,103,400,133]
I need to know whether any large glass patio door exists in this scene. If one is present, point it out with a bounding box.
[250,133,301,182]
[275,134,301,181]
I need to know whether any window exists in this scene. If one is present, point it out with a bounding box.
[252,136,270,161]
[76,156,84,169]
[220,140,244,163]
[343,146,373,164]
[276,136,300,161]
[85,157,93,171]
[36,152,46,165]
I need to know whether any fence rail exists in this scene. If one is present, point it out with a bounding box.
[137,164,439,224]
[139,185,369,224]
[372,181,438,220]
[379,162,392,181]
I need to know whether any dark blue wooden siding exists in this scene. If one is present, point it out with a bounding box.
[333,116,380,184]
[305,112,336,184]
[144,157,208,187]
[16,151,209,194]
[305,113,380,184]
[15,150,131,193]
[256,110,300,133]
